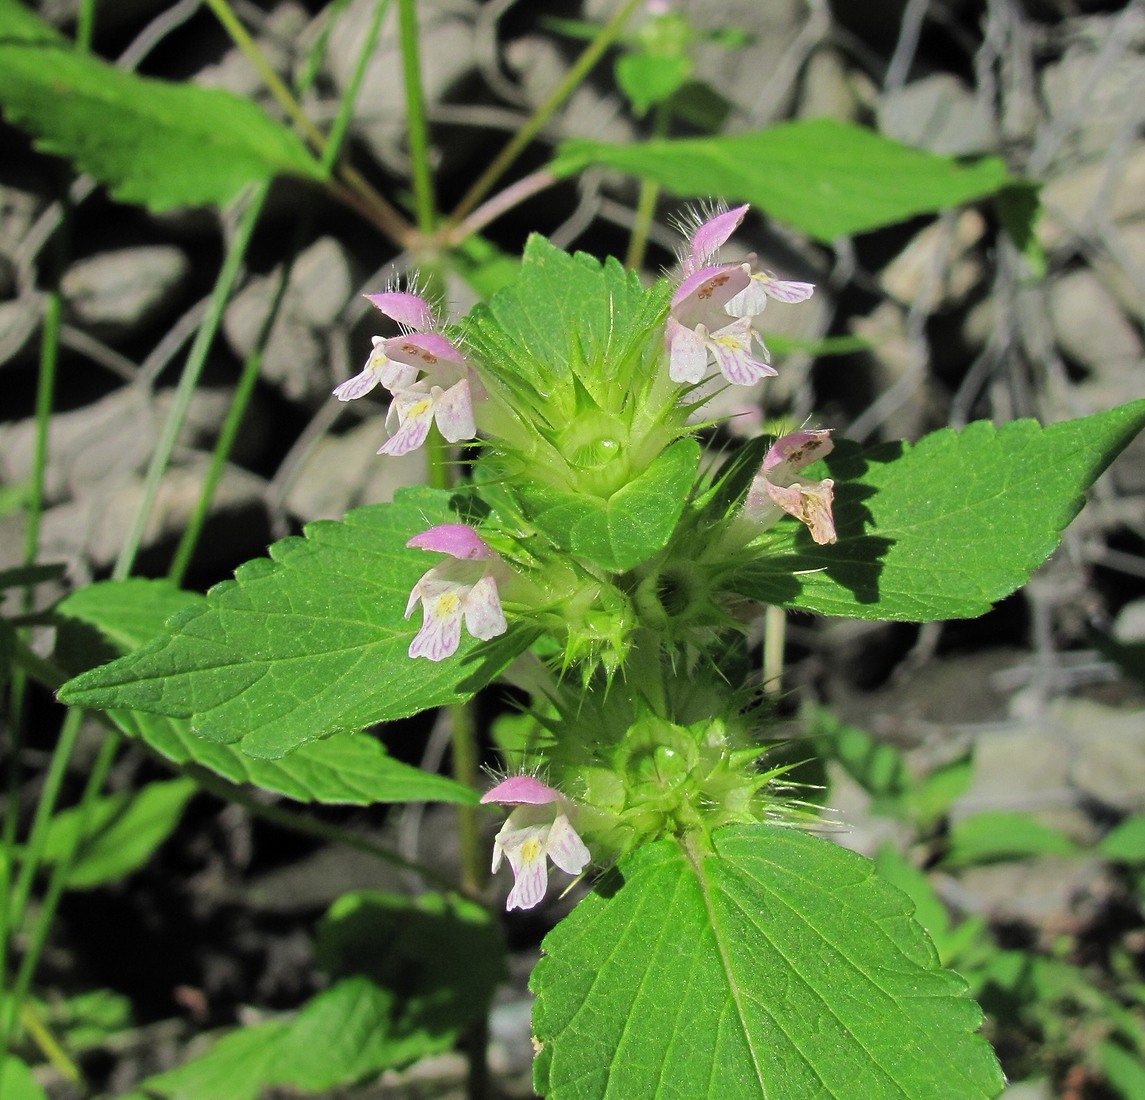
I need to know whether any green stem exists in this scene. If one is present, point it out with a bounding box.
[449,0,645,224]
[112,184,266,582]
[5,727,118,1071]
[396,0,436,233]
[202,0,413,244]
[762,605,785,694]
[624,102,669,271]
[323,0,393,174]
[74,0,95,51]
[168,203,301,586]
[1,259,63,1077]
[0,708,83,1059]
[8,638,459,893]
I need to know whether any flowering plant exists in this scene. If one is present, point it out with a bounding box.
[59,206,1145,1098]
[5,0,1143,1094]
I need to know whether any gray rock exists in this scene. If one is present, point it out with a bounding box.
[1040,12,1145,163]
[324,0,478,174]
[1092,219,1145,324]
[61,246,190,341]
[1039,142,1145,252]
[880,210,987,312]
[950,856,1110,926]
[878,74,998,156]
[797,48,866,123]
[0,387,233,503]
[224,237,353,402]
[196,3,309,100]
[284,419,429,522]
[1113,598,1145,644]
[1048,269,1143,407]
[0,293,42,367]
[38,457,267,571]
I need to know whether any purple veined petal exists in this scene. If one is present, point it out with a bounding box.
[364,291,434,331]
[378,390,435,455]
[432,378,477,443]
[667,320,709,384]
[463,573,507,641]
[332,367,380,401]
[763,429,834,480]
[408,584,465,660]
[408,523,496,560]
[503,828,552,910]
[685,204,750,275]
[545,814,591,876]
[708,320,777,386]
[376,353,420,393]
[481,774,562,806]
[755,273,815,304]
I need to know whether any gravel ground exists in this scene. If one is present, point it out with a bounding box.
[3,1,1145,1096]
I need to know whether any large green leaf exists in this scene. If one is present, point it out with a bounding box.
[533,826,1003,1099]
[126,893,502,1100]
[0,1057,47,1100]
[550,119,1015,241]
[58,490,529,758]
[40,778,196,888]
[57,580,476,804]
[0,0,325,210]
[732,400,1145,621]
[519,438,701,571]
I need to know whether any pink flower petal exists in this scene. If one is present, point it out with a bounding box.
[685,204,750,276]
[764,430,834,478]
[505,845,549,911]
[463,574,506,641]
[766,478,837,545]
[432,378,477,443]
[482,775,562,806]
[671,263,751,315]
[667,321,709,384]
[364,291,434,331]
[545,814,591,875]
[407,524,495,560]
[389,331,465,371]
[333,368,379,402]
[708,320,777,386]
[377,390,434,455]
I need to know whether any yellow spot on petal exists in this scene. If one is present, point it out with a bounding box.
[519,838,543,863]
[434,592,462,616]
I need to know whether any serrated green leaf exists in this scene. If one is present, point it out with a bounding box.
[58,490,529,758]
[56,580,475,804]
[133,895,499,1099]
[533,825,1003,1099]
[315,890,504,1032]
[551,119,1014,241]
[40,778,195,888]
[519,438,700,571]
[0,1,325,210]
[732,400,1145,621]
[942,811,1078,869]
[464,235,669,418]
[0,1057,47,1100]
[1099,816,1145,863]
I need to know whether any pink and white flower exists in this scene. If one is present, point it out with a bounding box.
[378,376,477,456]
[743,429,837,545]
[405,524,508,661]
[667,204,815,387]
[481,776,591,911]
[334,291,482,453]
